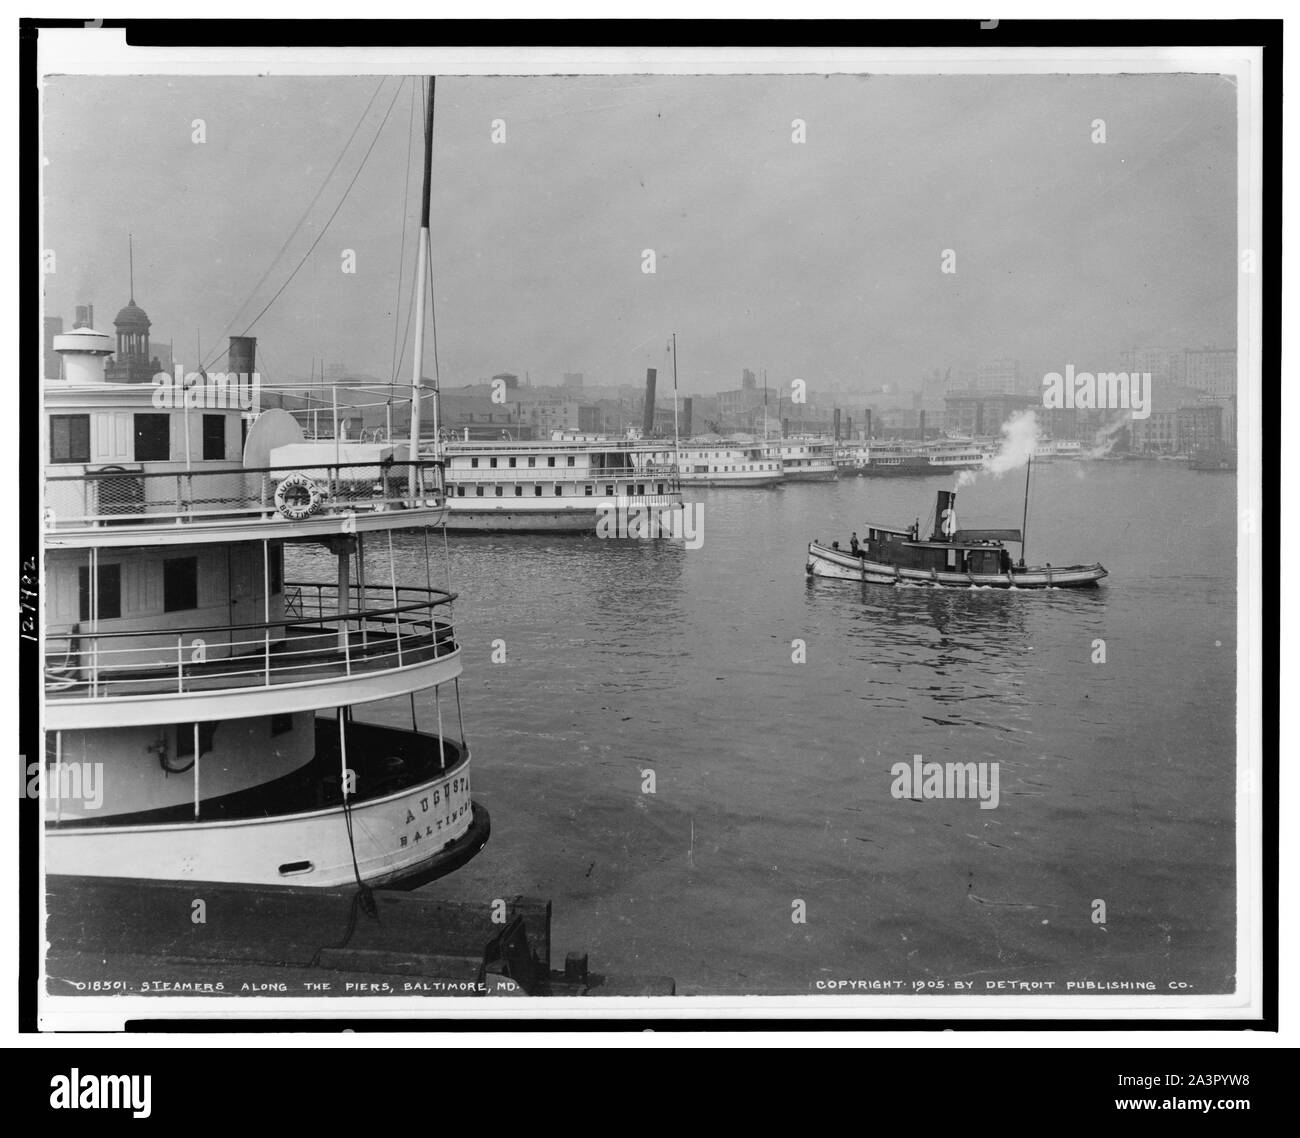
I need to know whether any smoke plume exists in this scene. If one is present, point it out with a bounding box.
[1083,416,1128,459]
[955,409,1040,489]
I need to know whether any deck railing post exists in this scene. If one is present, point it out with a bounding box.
[389,531,402,667]
[435,685,446,770]
[177,636,184,693]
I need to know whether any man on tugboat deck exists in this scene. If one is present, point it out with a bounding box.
[850,532,860,556]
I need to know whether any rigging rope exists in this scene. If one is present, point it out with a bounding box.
[201,77,389,374]
[212,77,406,366]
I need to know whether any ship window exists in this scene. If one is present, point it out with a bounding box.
[528,457,536,467]
[547,456,556,467]
[475,486,484,497]
[657,483,664,494]
[567,455,575,466]
[470,457,479,468]
[133,413,171,461]
[270,713,293,736]
[457,486,465,497]
[268,546,283,595]
[176,722,218,759]
[554,484,563,496]
[636,485,645,495]
[494,486,503,497]
[509,456,517,467]
[77,563,121,621]
[514,485,523,496]
[489,457,498,468]
[163,557,199,612]
[49,414,90,463]
[585,485,593,496]
[202,414,225,460]
[606,485,613,496]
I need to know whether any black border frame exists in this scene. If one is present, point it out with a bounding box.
[17,16,1280,1038]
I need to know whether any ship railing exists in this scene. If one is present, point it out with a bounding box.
[44,583,457,700]
[445,464,670,484]
[43,460,445,531]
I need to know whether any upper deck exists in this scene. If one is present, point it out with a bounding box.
[43,380,445,547]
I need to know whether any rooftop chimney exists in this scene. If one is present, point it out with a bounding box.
[642,368,657,436]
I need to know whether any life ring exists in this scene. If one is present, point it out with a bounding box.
[274,473,322,520]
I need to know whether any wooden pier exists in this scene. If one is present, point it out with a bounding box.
[45,875,674,998]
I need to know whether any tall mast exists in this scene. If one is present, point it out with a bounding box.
[671,332,680,469]
[409,76,436,501]
[128,233,135,301]
[1020,454,1032,566]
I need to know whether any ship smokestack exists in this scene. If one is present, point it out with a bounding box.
[833,407,841,441]
[642,368,657,436]
[932,490,957,540]
[866,408,873,439]
[919,409,926,438]
[229,335,256,380]
[682,395,693,440]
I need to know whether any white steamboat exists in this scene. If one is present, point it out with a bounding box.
[42,329,486,888]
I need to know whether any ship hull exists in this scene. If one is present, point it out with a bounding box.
[46,754,486,888]
[782,468,839,482]
[806,542,1107,588]
[445,509,604,532]
[678,473,783,488]
[861,465,949,477]
[445,497,682,532]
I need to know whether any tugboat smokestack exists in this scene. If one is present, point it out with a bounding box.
[932,489,956,540]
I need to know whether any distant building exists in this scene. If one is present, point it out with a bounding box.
[742,368,757,391]
[1122,347,1186,388]
[1129,410,1178,453]
[104,294,164,384]
[515,397,600,435]
[492,372,520,391]
[1183,347,1236,399]
[973,358,1021,394]
[562,372,584,389]
[1175,403,1226,453]
[943,392,1036,437]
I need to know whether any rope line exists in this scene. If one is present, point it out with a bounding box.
[201,78,389,373]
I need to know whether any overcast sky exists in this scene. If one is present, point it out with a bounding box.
[42,72,1237,394]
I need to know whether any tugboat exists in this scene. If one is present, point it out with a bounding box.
[806,486,1107,588]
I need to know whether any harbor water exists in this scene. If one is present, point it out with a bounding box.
[300,461,1238,996]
